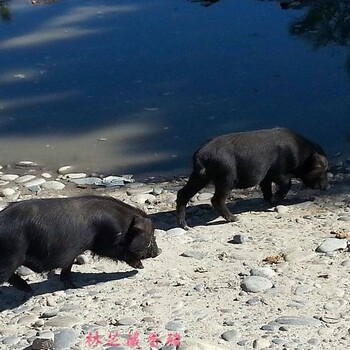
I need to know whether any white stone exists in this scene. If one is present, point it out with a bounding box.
[316,238,348,253]
[242,276,273,293]
[58,165,74,174]
[253,338,271,349]
[275,205,289,214]
[0,174,19,181]
[63,173,87,179]
[178,339,227,350]
[0,188,16,197]
[24,178,46,188]
[15,175,36,183]
[250,267,276,279]
[131,194,156,204]
[41,173,52,179]
[42,181,65,190]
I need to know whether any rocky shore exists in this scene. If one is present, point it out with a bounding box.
[0,160,349,350]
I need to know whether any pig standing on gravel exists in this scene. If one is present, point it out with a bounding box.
[0,195,160,294]
[177,128,329,228]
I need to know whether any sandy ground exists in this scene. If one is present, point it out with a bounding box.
[0,165,349,350]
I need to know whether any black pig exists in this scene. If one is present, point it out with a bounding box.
[177,128,329,228]
[0,195,160,293]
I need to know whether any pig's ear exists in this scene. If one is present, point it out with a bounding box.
[310,153,328,170]
[129,217,153,235]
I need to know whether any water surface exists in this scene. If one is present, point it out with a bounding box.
[0,0,349,177]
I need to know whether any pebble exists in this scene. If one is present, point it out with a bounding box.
[0,174,19,181]
[44,315,83,327]
[232,234,247,244]
[76,254,90,265]
[58,165,75,174]
[41,181,65,190]
[16,266,34,277]
[2,336,21,345]
[316,238,348,253]
[69,177,103,185]
[16,160,38,167]
[275,205,289,214]
[165,320,185,331]
[253,337,271,349]
[131,193,156,204]
[250,267,276,279]
[241,276,273,293]
[283,249,317,263]
[63,172,87,179]
[41,310,59,318]
[53,329,78,349]
[180,251,205,260]
[24,178,46,187]
[117,317,137,325]
[41,172,52,178]
[15,174,36,183]
[178,338,226,350]
[32,332,54,350]
[166,228,186,236]
[221,329,241,342]
[275,316,321,326]
[197,193,212,201]
[0,188,16,197]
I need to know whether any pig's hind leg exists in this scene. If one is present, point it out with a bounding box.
[176,172,209,228]
[60,262,77,289]
[0,255,33,294]
[211,174,237,222]
[271,175,292,204]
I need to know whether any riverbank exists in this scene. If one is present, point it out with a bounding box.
[0,160,349,350]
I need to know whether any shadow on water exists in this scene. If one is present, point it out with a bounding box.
[0,269,137,312]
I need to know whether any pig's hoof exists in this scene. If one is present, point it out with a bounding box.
[224,214,238,222]
[63,280,77,290]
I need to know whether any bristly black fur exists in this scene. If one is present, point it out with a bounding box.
[0,195,160,293]
[177,128,329,228]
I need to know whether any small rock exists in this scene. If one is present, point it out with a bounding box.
[0,174,19,181]
[58,165,75,175]
[253,338,271,349]
[42,181,65,190]
[15,175,36,183]
[41,172,52,179]
[166,228,186,236]
[242,276,273,293]
[0,188,16,197]
[178,338,227,350]
[131,193,156,204]
[54,329,78,350]
[117,317,137,326]
[221,329,241,342]
[45,315,83,327]
[16,266,34,276]
[76,254,89,265]
[32,332,54,350]
[24,178,46,187]
[16,160,38,167]
[250,267,276,279]
[275,205,289,214]
[197,193,212,201]
[232,234,247,244]
[180,251,205,260]
[275,316,321,326]
[165,320,185,331]
[69,177,102,186]
[316,238,348,253]
[63,173,87,179]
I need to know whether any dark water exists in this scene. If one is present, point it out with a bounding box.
[0,0,349,177]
